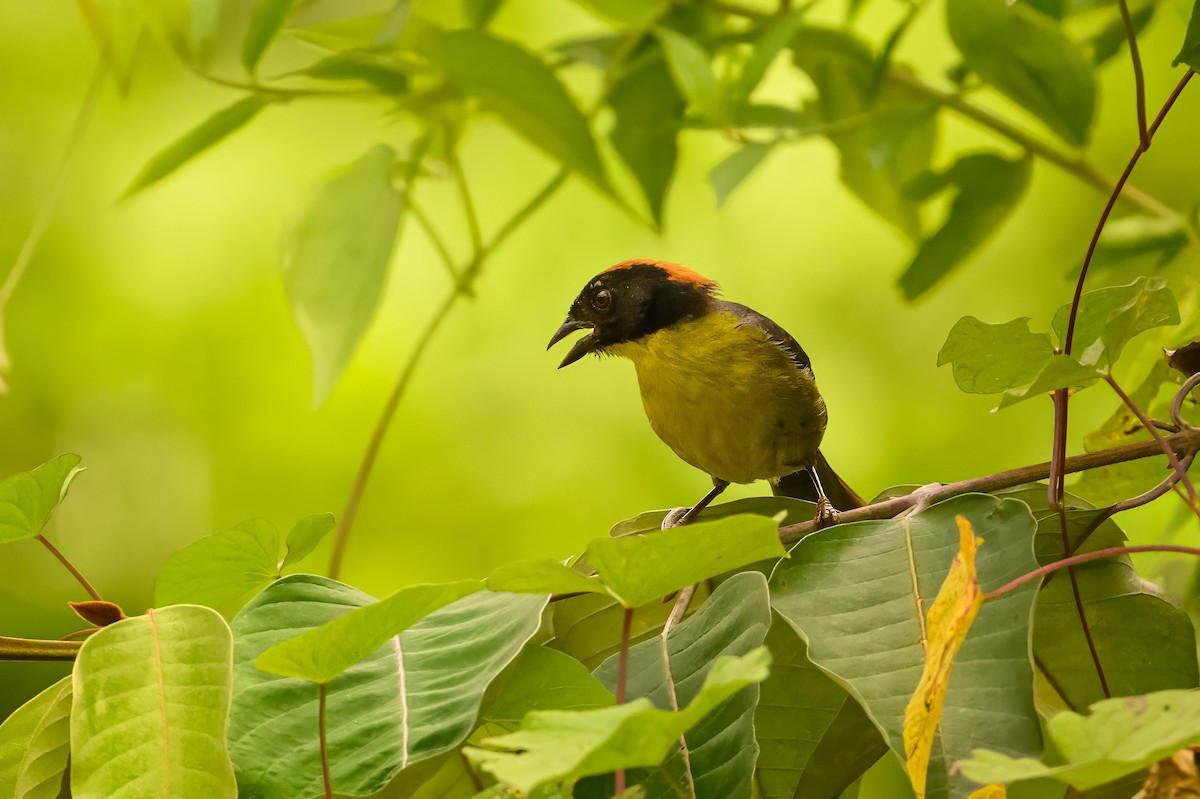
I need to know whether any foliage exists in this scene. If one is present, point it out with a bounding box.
[2,1,1200,799]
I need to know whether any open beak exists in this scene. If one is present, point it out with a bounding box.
[547,317,597,369]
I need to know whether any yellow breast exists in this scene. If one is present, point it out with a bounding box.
[607,312,827,484]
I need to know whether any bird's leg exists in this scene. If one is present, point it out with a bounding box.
[667,479,730,528]
[808,467,838,528]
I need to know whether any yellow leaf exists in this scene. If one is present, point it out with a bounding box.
[968,784,1006,799]
[1133,750,1200,799]
[902,515,986,798]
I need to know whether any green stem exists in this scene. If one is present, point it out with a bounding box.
[38,534,103,601]
[408,198,461,283]
[0,636,83,661]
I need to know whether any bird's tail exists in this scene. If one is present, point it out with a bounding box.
[773,450,864,510]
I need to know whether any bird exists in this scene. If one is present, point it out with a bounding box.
[547,259,861,526]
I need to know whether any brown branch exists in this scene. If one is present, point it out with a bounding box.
[987,545,1200,600]
[1116,0,1150,148]
[778,427,1200,545]
[1105,374,1199,509]
[0,636,83,661]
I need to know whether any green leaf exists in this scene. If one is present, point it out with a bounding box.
[282,143,404,407]
[122,97,270,199]
[609,53,684,228]
[243,0,298,72]
[281,512,335,570]
[550,591,690,671]
[1090,214,1189,271]
[709,142,775,208]
[586,514,785,607]
[159,0,221,67]
[732,7,809,106]
[71,606,236,799]
[464,0,503,27]
[255,580,481,682]
[995,354,1103,410]
[568,0,669,26]
[292,51,410,93]
[756,615,887,799]
[1174,0,1200,68]
[154,518,279,618]
[425,29,609,191]
[466,648,772,793]
[1051,276,1180,369]
[958,689,1200,789]
[655,28,723,123]
[899,153,1031,300]
[486,559,608,596]
[769,494,1043,799]
[947,0,1096,145]
[77,0,145,94]
[230,576,548,798]
[791,26,938,242]
[0,676,72,799]
[576,572,771,798]
[482,646,614,724]
[937,316,1054,394]
[611,497,815,538]
[0,454,83,544]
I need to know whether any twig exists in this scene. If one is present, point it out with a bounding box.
[1172,373,1200,432]
[1,60,107,391]
[661,585,698,798]
[0,636,83,661]
[447,139,483,259]
[1105,374,1199,509]
[319,684,334,799]
[1116,0,1150,148]
[987,545,1200,600]
[37,534,102,601]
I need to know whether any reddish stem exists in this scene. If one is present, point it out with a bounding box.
[37,534,102,601]
[988,545,1200,600]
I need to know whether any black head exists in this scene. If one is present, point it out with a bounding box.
[547,260,718,368]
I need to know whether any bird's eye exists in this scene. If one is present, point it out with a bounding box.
[591,289,612,312]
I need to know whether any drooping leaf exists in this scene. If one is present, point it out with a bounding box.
[937,316,1053,394]
[903,516,985,799]
[709,142,775,208]
[568,0,669,26]
[947,0,1096,145]
[122,96,270,199]
[77,0,145,94]
[586,513,785,607]
[958,690,1200,790]
[466,648,772,793]
[280,512,336,570]
[899,153,1031,300]
[154,518,280,618]
[731,7,809,106]
[757,615,887,799]
[791,26,938,242]
[609,52,684,228]
[243,0,298,72]
[71,606,236,799]
[230,576,548,798]
[655,28,724,124]
[292,51,410,93]
[486,559,608,596]
[282,143,404,406]
[769,494,1042,799]
[0,454,83,544]
[255,579,481,683]
[0,676,72,799]
[1090,215,1189,272]
[579,572,772,798]
[995,354,1102,410]
[1174,0,1200,68]
[1051,276,1180,369]
[425,29,609,191]
[482,646,614,725]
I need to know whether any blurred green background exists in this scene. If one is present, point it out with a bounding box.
[2,1,1198,794]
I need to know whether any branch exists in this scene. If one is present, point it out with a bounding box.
[37,534,102,602]
[1105,374,1199,510]
[0,636,83,661]
[777,427,1200,545]
[987,544,1200,600]
[1116,0,1150,148]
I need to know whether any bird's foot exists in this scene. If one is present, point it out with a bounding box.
[661,507,691,529]
[814,497,839,528]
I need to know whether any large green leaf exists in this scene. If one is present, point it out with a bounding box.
[937,316,1053,394]
[466,648,772,793]
[481,646,614,725]
[551,591,687,671]
[0,454,83,544]
[899,153,1031,300]
[791,26,938,242]
[578,572,771,798]
[609,53,683,228]
[255,580,482,682]
[242,0,298,72]
[995,354,1102,410]
[71,605,236,799]
[154,518,280,618]
[0,676,72,799]
[1051,276,1179,369]
[947,0,1096,145]
[122,97,269,199]
[229,575,547,798]
[769,494,1042,799]
[756,615,887,799]
[425,29,609,191]
[959,689,1200,789]
[282,143,404,406]
[1174,0,1200,68]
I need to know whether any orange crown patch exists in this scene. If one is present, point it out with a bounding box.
[603,259,718,289]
